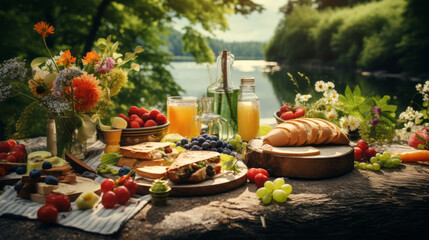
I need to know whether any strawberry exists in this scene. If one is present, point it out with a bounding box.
[129,121,140,128]
[144,120,158,127]
[0,167,6,176]
[128,106,139,117]
[149,109,160,120]
[0,152,7,160]
[293,107,306,118]
[280,111,294,120]
[134,116,144,127]
[6,155,16,163]
[141,113,151,122]
[118,113,128,120]
[7,139,17,148]
[0,141,12,153]
[280,105,292,113]
[10,150,25,162]
[137,108,149,118]
[156,114,168,125]
[129,114,140,121]
[14,145,27,155]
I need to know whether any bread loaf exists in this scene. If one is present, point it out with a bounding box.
[263,118,349,146]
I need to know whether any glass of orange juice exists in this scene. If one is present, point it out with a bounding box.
[167,96,198,138]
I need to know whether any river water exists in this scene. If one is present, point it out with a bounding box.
[169,60,421,118]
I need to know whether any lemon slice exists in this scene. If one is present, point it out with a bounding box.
[161,133,183,143]
[258,125,273,137]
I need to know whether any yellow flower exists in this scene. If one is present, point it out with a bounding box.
[28,70,51,98]
[107,68,128,96]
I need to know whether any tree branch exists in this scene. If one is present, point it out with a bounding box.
[83,0,112,55]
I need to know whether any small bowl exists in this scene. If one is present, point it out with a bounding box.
[120,122,170,146]
[274,111,285,124]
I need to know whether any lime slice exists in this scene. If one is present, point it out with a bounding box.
[258,125,273,137]
[161,133,184,143]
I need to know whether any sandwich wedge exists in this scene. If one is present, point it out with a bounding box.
[166,151,222,183]
[118,142,178,168]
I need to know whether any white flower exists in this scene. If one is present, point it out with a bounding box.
[324,90,339,104]
[399,106,417,121]
[416,83,423,94]
[348,116,360,131]
[423,81,429,93]
[415,111,424,124]
[403,121,415,133]
[315,80,326,92]
[325,109,338,121]
[325,81,335,91]
[424,94,429,102]
[339,116,349,130]
[299,94,312,102]
[295,93,302,106]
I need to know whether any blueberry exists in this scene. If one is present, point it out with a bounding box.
[29,169,42,178]
[191,140,199,146]
[42,161,52,169]
[211,136,218,141]
[16,166,26,175]
[198,137,205,144]
[181,138,188,145]
[209,148,217,152]
[118,166,131,176]
[202,142,210,150]
[183,144,190,149]
[216,140,223,148]
[223,149,231,155]
[82,171,96,179]
[176,142,181,147]
[222,142,228,148]
[202,134,209,139]
[11,165,18,172]
[191,137,198,142]
[226,144,234,151]
[210,141,217,148]
[191,145,200,150]
[217,147,224,153]
[45,175,59,185]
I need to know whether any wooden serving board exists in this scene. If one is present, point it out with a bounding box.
[245,138,354,179]
[135,164,248,197]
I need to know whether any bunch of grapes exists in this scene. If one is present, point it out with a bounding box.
[227,135,247,153]
[97,164,119,175]
[256,178,292,205]
[175,134,236,157]
[354,152,402,171]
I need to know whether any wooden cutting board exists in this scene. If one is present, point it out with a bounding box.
[245,138,354,179]
[135,164,248,197]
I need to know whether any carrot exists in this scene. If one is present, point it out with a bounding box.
[393,150,429,162]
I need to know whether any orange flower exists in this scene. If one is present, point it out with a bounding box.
[33,21,55,38]
[56,50,76,68]
[67,74,102,111]
[82,51,101,64]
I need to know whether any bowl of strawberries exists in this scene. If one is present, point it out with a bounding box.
[274,104,306,124]
[118,106,170,146]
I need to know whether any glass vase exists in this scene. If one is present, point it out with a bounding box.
[46,118,57,156]
[55,115,84,159]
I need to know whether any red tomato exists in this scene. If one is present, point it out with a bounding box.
[280,111,294,120]
[115,186,130,205]
[364,148,377,159]
[356,140,368,152]
[293,107,306,118]
[254,173,269,188]
[247,168,258,182]
[124,179,138,196]
[101,179,116,193]
[102,191,117,209]
[37,205,58,224]
[254,168,269,177]
[45,193,71,212]
[354,147,363,161]
[214,157,221,163]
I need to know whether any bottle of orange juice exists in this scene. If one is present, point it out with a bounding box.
[237,77,259,142]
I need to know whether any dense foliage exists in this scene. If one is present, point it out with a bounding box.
[265,0,429,74]
[0,0,262,139]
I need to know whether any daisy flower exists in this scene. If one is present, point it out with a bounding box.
[33,21,55,38]
[416,83,423,94]
[299,94,312,102]
[325,90,339,104]
[325,81,335,91]
[295,93,302,105]
[348,116,360,131]
[325,109,338,121]
[315,80,326,92]
[339,116,349,130]
[423,81,429,93]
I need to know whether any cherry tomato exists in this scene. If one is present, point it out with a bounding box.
[45,193,71,212]
[247,168,258,182]
[101,179,116,193]
[37,205,58,224]
[124,179,138,196]
[254,168,268,178]
[115,186,130,205]
[254,173,269,188]
[101,191,117,209]
[214,157,221,163]
[214,165,222,174]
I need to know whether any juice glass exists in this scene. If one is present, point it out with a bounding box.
[237,100,260,142]
[167,96,198,138]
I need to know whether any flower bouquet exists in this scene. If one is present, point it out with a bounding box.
[0,21,143,158]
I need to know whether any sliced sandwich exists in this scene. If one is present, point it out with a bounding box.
[166,151,222,183]
[118,142,178,168]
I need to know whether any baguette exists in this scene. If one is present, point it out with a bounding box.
[293,119,319,145]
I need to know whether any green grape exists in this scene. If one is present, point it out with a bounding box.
[384,159,394,168]
[370,157,377,164]
[262,194,272,205]
[234,134,242,142]
[375,153,382,159]
[242,142,248,148]
[382,152,391,159]
[99,169,108,174]
[380,154,389,161]
[392,159,401,167]
[366,164,373,170]
[391,155,402,161]
[358,162,367,170]
[264,181,275,192]
[372,163,380,171]
[280,184,292,195]
[273,178,285,189]
[106,167,113,173]
[377,160,384,167]
[256,187,270,199]
[111,170,119,176]
[272,190,288,203]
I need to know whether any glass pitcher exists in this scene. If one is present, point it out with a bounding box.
[191,97,230,140]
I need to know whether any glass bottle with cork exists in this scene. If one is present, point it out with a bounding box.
[207,50,239,138]
[191,97,230,140]
[237,76,259,142]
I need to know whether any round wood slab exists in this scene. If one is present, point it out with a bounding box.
[245,138,354,179]
[135,164,248,197]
